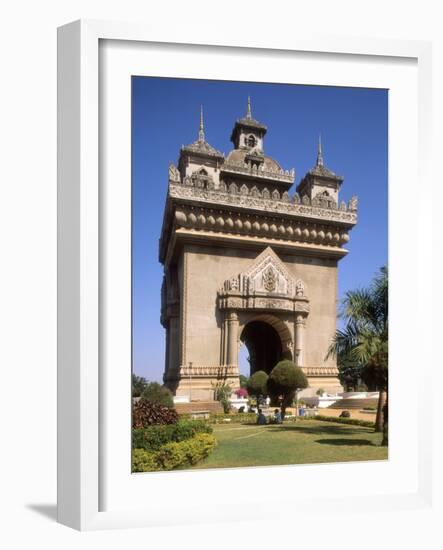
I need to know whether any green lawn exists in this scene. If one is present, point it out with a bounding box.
[192,419,388,469]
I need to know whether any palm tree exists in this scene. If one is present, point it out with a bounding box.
[327,266,388,446]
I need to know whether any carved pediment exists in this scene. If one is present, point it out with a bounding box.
[243,246,295,296]
[220,247,308,305]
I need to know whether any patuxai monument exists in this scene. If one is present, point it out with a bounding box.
[159,99,358,401]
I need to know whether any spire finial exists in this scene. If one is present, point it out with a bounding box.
[246,96,252,119]
[316,134,324,167]
[198,105,205,142]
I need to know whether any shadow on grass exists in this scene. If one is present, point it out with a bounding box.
[267,424,371,436]
[315,438,376,446]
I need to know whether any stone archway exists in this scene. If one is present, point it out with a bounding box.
[239,312,294,375]
[240,320,282,375]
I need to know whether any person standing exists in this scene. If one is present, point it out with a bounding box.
[273,408,282,424]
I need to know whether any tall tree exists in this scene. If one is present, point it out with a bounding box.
[327,266,388,445]
[132,374,147,397]
[337,356,363,391]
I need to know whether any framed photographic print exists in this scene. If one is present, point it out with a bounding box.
[58,20,435,532]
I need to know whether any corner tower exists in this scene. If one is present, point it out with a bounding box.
[159,102,358,401]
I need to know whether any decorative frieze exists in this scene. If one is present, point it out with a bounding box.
[302,366,340,377]
[219,294,309,313]
[168,182,357,225]
[173,205,351,247]
[180,364,239,378]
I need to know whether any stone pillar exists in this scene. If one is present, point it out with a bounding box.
[226,311,239,367]
[295,314,306,367]
[168,315,180,375]
[222,314,229,365]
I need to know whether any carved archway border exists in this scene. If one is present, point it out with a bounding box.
[238,312,295,362]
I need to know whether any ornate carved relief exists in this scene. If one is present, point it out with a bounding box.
[218,247,309,314]
[221,160,295,184]
[168,182,358,222]
[229,182,238,194]
[348,195,358,211]
[240,184,249,196]
[296,279,305,297]
[262,266,277,292]
[245,248,294,295]
[312,190,337,209]
[180,364,239,378]
[168,163,181,183]
[302,366,340,376]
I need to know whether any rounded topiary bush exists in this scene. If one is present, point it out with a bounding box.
[268,361,308,400]
[140,382,174,408]
[247,370,269,400]
[340,410,351,418]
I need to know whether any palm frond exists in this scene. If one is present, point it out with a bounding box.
[327,266,388,373]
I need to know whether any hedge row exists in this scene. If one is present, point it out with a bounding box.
[132,420,213,451]
[315,414,376,428]
[208,413,257,424]
[207,413,302,425]
[132,433,217,472]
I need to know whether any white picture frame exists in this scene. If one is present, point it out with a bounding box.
[58,19,436,532]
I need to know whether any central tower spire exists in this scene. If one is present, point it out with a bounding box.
[230,97,267,150]
[246,96,252,119]
[198,105,205,143]
[316,134,324,167]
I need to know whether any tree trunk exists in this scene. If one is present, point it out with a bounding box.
[381,396,388,446]
[375,389,387,432]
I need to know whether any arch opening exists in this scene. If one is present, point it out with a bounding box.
[240,320,283,376]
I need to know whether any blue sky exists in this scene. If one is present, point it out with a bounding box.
[132,77,388,382]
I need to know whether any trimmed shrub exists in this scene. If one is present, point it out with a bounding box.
[340,410,351,418]
[132,420,212,451]
[267,361,308,414]
[209,412,257,424]
[247,371,268,401]
[315,414,375,428]
[157,433,216,469]
[132,448,158,473]
[132,433,217,472]
[132,400,178,428]
[140,382,174,408]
